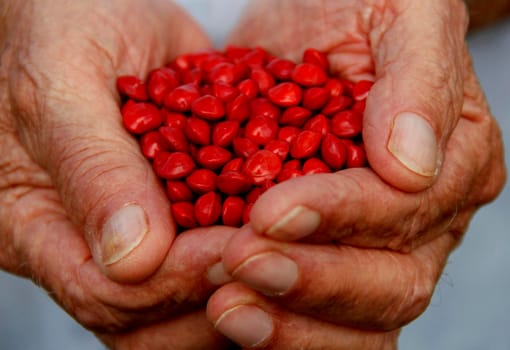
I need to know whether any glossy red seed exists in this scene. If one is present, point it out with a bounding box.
[117,76,147,101]
[212,120,240,147]
[279,106,312,127]
[250,98,281,121]
[352,80,374,101]
[171,202,197,229]
[290,130,322,159]
[217,171,253,195]
[191,95,225,120]
[186,169,217,194]
[163,83,200,112]
[221,158,244,173]
[167,181,194,202]
[170,54,192,73]
[277,126,300,144]
[147,68,180,105]
[122,101,162,134]
[321,95,353,116]
[321,133,347,170]
[184,117,211,145]
[194,192,222,227]
[242,203,253,224]
[242,150,282,184]
[277,168,303,183]
[225,45,252,62]
[352,99,366,114]
[140,131,169,159]
[324,78,345,97]
[302,87,330,110]
[213,81,239,102]
[331,110,363,138]
[346,144,367,168]
[163,110,188,129]
[250,67,276,95]
[282,159,301,170]
[244,116,279,145]
[303,48,330,72]
[154,151,195,180]
[200,54,227,73]
[264,139,290,161]
[208,62,236,84]
[267,82,302,107]
[291,63,327,87]
[159,126,189,152]
[182,67,202,85]
[245,188,262,204]
[222,196,245,227]
[266,58,296,80]
[241,48,268,67]
[196,145,232,170]
[237,79,259,99]
[304,114,330,136]
[226,94,251,122]
[303,158,331,174]
[233,137,259,158]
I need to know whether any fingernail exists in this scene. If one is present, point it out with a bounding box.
[101,204,148,266]
[207,262,233,285]
[233,252,298,296]
[388,112,438,177]
[266,205,321,240]
[215,305,274,348]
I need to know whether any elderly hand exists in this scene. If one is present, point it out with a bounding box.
[0,0,237,348]
[206,0,506,348]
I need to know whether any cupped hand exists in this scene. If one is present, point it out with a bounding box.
[206,0,506,348]
[0,0,236,348]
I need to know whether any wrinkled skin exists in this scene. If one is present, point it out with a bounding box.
[206,0,507,349]
[0,0,239,348]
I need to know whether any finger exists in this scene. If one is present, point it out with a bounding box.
[360,0,469,191]
[207,282,399,349]
[217,225,458,331]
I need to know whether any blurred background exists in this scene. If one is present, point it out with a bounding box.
[1,1,508,349]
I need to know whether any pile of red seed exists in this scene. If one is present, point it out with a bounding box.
[117,47,372,232]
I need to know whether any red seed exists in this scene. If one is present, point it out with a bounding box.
[266,58,296,80]
[321,133,347,170]
[245,188,262,204]
[242,203,253,224]
[244,116,279,145]
[221,158,244,173]
[191,95,225,120]
[194,192,222,227]
[163,110,188,129]
[250,67,276,95]
[217,171,253,195]
[267,82,302,107]
[302,87,330,110]
[140,131,169,159]
[213,81,239,102]
[304,114,330,136]
[222,196,245,227]
[279,106,312,127]
[171,202,197,229]
[321,95,353,116]
[303,48,330,72]
[182,67,202,85]
[117,75,147,101]
[291,63,327,87]
[207,62,236,84]
[277,168,303,183]
[147,68,180,105]
[196,145,232,170]
[277,126,300,144]
[212,120,240,147]
[264,139,290,161]
[167,181,194,202]
[303,158,331,174]
[186,168,217,194]
[226,94,251,122]
[163,83,200,112]
[324,78,345,97]
[237,79,259,99]
[233,137,259,158]
[122,101,162,134]
[346,144,367,168]
[331,110,363,138]
[290,130,322,159]
[250,98,281,121]
[352,80,374,101]
[282,159,301,170]
[184,117,211,145]
[241,48,268,67]
[242,150,282,184]
[225,45,252,62]
[159,126,189,152]
[154,151,195,180]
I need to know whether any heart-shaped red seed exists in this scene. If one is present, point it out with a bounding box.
[117,75,147,101]
[163,111,187,129]
[331,110,363,138]
[267,82,302,107]
[266,58,296,80]
[154,151,195,180]
[184,117,211,145]
[196,145,232,170]
[304,114,330,136]
[321,133,347,170]
[217,171,252,195]
[122,101,162,134]
[242,150,282,184]
[159,126,189,152]
[290,130,322,159]
[147,68,180,105]
[280,106,312,127]
[237,79,259,99]
[212,120,240,147]
[140,131,169,159]
[303,158,331,175]
[171,202,197,229]
[186,168,217,194]
[291,63,327,87]
[303,48,330,72]
[194,191,222,227]
[264,139,290,161]
[164,83,200,112]
[166,181,194,202]
[222,196,245,227]
[244,115,279,145]
[346,144,367,168]
[233,137,259,158]
[191,95,225,120]
[302,87,330,110]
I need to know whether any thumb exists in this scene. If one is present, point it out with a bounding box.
[363,0,469,191]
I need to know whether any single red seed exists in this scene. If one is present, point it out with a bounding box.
[196,145,232,170]
[147,68,180,105]
[140,131,169,159]
[222,196,245,227]
[184,117,211,145]
[225,45,252,62]
[226,94,251,122]
[242,150,282,184]
[217,171,253,195]
[166,181,194,202]
[279,106,312,127]
[291,63,327,87]
[352,80,374,101]
[117,75,148,101]
[170,54,192,73]
[290,130,322,159]
[321,133,347,170]
[122,101,162,134]
[331,110,363,138]
[207,62,236,84]
[191,95,225,120]
[163,83,200,112]
[304,114,331,136]
[242,203,253,224]
[221,158,244,173]
[245,188,262,204]
[266,58,297,81]
[321,95,353,116]
[303,48,330,72]
[233,137,259,158]
[267,82,302,107]
[159,126,189,152]
[163,110,188,129]
[250,67,276,95]
[171,202,197,229]
[277,168,303,183]
[237,79,259,99]
[194,191,222,227]
[264,139,290,161]
[250,98,281,121]
[240,48,268,67]
[302,87,330,110]
[277,126,301,144]
[324,78,345,97]
[282,159,301,170]
[303,158,331,174]
[244,116,279,145]
[154,151,195,180]
[186,168,217,194]
[346,144,367,168]
[212,120,240,147]
[213,81,239,102]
